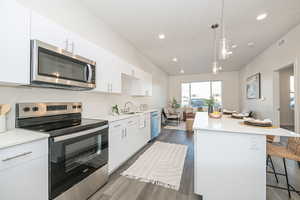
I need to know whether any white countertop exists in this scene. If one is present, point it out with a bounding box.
[193,112,300,137]
[0,129,49,150]
[87,109,159,122]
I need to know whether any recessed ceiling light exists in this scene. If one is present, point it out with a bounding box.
[158,33,165,39]
[248,42,255,47]
[231,44,237,49]
[227,51,233,55]
[256,13,268,21]
[180,69,185,74]
[172,57,178,62]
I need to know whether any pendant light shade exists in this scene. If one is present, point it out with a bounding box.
[219,37,229,60]
[212,61,219,74]
[211,24,221,74]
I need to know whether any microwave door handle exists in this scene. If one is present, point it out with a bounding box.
[87,64,92,83]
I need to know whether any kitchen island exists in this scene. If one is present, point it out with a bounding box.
[193,112,299,200]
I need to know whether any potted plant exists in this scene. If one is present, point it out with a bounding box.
[111,104,120,115]
[204,97,215,114]
[170,98,181,113]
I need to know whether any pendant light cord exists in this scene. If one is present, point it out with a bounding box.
[221,0,225,38]
[213,27,217,62]
[211,24,219,67]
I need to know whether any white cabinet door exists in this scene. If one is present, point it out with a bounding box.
[108,121,126,173]
[144,113,151,143]
[0,156,48,200]
[96,50,114,93]
[95,50,122,94]
[0,0,30,85]
[144,73,153,97]
[31,11,69,50]
[110,55,122,94]
[125,117,140,157]
[69,33,98,61]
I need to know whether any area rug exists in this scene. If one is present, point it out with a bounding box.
[164,122,186,131]
[121,141,187,190]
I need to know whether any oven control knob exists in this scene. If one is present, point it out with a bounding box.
[72,105,77,109]
[32,107,39,112]
[77,105,82,109]
[23,107,30,112]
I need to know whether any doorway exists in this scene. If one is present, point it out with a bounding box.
[276,65,295,131]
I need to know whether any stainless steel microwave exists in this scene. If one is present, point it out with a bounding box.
[30,40,96,90]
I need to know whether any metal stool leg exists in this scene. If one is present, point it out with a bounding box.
[283,158,291,198]
[269,156,279,183]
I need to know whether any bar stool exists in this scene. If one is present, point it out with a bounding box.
[267,137,300,198]
[266,135,279,183]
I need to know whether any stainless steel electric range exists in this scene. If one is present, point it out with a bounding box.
[15,102,108,200]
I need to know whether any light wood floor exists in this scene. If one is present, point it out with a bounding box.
[89,129,300,200]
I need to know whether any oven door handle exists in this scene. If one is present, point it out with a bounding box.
[53,125,108,142]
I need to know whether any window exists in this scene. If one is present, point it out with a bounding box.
[181,83,190,106]
[181,81,222,108]
[290,76,295,109]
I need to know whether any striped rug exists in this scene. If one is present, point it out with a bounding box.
[121,141,187,190]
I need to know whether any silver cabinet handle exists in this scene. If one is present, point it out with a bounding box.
[71,42,75,54]
[2,151,32,162]
[121,128,125,139]
[65,39,69,51]
[111,83,113,92]
[107,84,110,92]
[113,124,121,128]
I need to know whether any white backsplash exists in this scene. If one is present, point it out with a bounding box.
[0,85,156,129]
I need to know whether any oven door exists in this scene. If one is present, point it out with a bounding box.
[31,40,96,89]
[49,125,108,199]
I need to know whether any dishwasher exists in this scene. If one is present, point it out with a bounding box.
[151,111,159,139]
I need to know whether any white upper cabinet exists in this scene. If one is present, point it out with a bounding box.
[94,50,121,94]
[110,55,122,94]
[68,33,98,61]
[31,11,69,50]
[0,0,30,85]
[0,3,152,94]
[144,73,153,96]
[129,70,153,97]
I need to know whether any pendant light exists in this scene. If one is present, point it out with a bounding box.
[219,0,230,60]
[211,24,221,74]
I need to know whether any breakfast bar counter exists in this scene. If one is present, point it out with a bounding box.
[193,112,299,200]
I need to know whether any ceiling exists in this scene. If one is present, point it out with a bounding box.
[80,0,300,75]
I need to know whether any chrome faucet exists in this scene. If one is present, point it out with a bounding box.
[124,101,134,113]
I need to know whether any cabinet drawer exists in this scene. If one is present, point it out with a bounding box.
[126,117,139,126]
[0,139,48,171]
[109,121,124,133]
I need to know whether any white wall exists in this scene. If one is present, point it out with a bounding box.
[239,23,300,132]
[168,71,240,111]
[279,66,294,126]
[0,0,168,129]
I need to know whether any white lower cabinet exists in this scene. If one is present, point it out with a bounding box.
[108,120,127,174]
[0,139,48,200]
[108,114,151,174]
